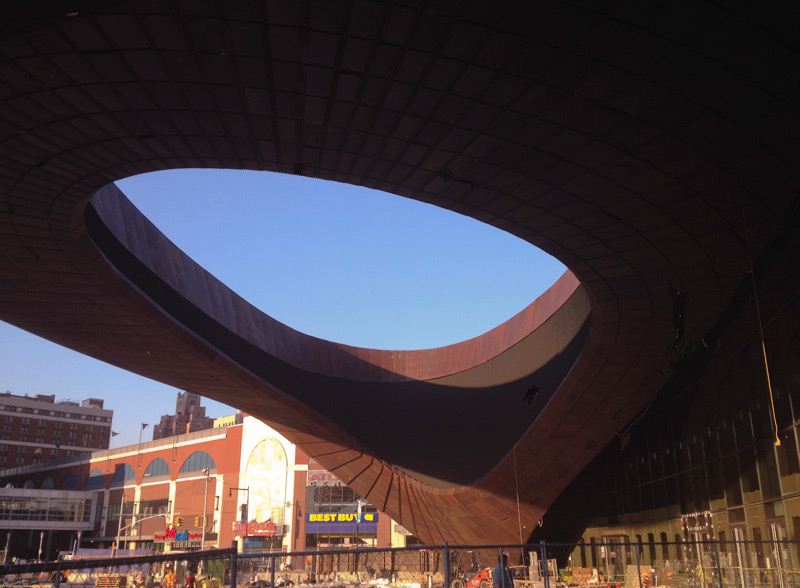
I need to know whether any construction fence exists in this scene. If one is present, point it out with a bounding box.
[1,539,800,588]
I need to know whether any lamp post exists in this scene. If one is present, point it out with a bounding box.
[114,492,125,556]
[356,499,362,546]
[201,468,210,551]
[229,486,250,536]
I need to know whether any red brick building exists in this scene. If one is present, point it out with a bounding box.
[0,392,112,468]
[0,415,407,558]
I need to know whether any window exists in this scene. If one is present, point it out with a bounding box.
[37,428,46,434]
[178,451,216,476]
[84,469,107,491]
[143,458,171,481]
[59,473,79,489]
[20,426,29,433]
[138,498,170,515]
[110,464,136,488]
[21,418,30,424]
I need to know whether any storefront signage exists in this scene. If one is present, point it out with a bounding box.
[306,512,378,534]
[681,510,712,532]
[308,513,375,523]
[154,526,203,542]
[307,471,342,486]
[233,520,277,537]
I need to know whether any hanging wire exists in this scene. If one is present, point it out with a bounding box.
[740,194,781,447]
[512,447,523,543]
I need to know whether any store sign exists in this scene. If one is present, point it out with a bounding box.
[233,520,277,537]
[681,510,712,532]
[306,512,378,534]
[154,526,203,542]
[308,513,375,523]
[307,471,342,486]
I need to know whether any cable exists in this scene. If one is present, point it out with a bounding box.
[512,447,523,544]
[740,194,781,447]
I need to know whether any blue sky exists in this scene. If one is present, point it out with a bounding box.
[1,169,565,448]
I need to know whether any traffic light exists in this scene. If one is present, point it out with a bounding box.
[174,516,184,526]
[194,515,206,527]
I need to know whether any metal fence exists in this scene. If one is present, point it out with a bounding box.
[2,540,800,588]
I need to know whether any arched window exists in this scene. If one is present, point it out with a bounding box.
[84,468,107,490]
[143,458,171,481]
[59,473,79,490]
[178,451,216,477]
[41,477,54,489]
[110,464,136,488]
[244,438,288,524]
[23,480,34,489]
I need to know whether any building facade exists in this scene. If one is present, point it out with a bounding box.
[0,393,112,469]
[0,415,408,560]
[533,277,800,570]
[153,392,215,441]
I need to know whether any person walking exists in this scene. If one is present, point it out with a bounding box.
[165,567,177,588]
[493,554,513,588]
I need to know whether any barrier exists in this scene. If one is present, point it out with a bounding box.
[2,540,800,588]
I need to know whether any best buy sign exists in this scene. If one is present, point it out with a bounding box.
[308,513,376,523]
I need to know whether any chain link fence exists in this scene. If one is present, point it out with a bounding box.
[2,540,800,588]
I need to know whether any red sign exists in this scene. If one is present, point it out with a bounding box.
[233,520,276,537]
[153,525,202,542]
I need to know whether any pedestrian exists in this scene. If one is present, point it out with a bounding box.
[185,570,196,588]
[165,567,177,588]
[493,554,513,588]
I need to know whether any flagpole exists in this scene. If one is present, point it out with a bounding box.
[138,423,148,468]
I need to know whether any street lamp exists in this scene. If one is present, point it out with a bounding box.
[229,486,250,527]
[356,499,363,545]
[114,492,125,556]
[201,468,210,551]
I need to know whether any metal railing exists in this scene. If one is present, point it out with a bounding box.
[2,539,799,588]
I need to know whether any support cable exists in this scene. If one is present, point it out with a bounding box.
[741,194,781,447]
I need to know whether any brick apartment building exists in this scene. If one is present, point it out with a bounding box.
[0,392,113,468]
[153,392,214,440]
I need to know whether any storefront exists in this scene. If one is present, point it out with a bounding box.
[305,511,379,547]
[304,470,378,547]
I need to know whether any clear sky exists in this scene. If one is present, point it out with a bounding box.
[0,169,565,448]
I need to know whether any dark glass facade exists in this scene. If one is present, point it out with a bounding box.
[536,267,800,552]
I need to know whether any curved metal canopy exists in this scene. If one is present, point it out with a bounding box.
[1,0,798,543]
